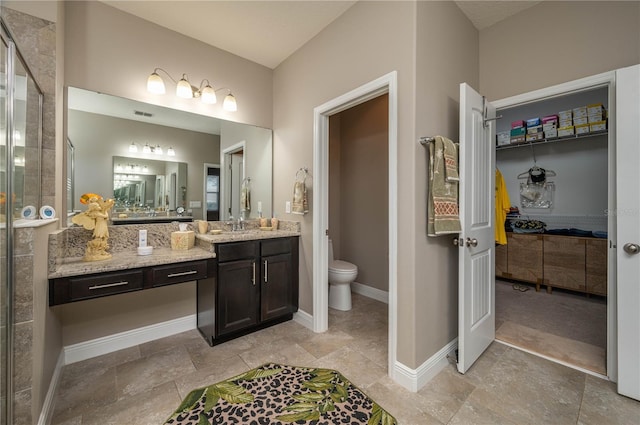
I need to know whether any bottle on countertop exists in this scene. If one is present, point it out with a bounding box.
[271,215,278,230]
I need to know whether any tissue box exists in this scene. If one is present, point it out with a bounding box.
[171,231,195,250]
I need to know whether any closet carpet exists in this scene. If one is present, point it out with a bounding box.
[495,279,607,374]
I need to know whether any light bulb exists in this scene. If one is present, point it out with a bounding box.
[223,93,237,112]
[167,147,176,156]
[200,84,217,104]
[176,74,193,98]
[154,145,163,155]
[143,144,151,154]
[147,72,166,94]
[129,142,138,153]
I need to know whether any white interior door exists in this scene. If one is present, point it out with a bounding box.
[615,64,640,401]
[457,83,496,374]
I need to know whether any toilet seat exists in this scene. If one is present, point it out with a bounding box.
[329,260,357,273]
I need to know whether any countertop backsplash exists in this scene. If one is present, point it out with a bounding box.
[48,220,301,275]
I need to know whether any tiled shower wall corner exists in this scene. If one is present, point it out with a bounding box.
[2,7,56,425]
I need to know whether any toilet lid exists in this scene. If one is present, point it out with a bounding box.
[329,260,357,273]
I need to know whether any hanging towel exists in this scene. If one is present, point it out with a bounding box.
[292,180,308,215]
[427,136,461,236]
[495,168,511,245]
[240,186,251,212]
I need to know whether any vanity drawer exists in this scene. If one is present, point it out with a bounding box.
[261,238,292,257]
[66,270,144,303]
[217,241,258,262]
[150,260,208,287]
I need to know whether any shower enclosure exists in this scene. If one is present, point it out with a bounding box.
[1,18,44,424]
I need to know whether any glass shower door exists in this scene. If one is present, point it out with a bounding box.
[0,26,8,425]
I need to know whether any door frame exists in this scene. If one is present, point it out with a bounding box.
[312,71,398,374]
[492,70,617,381]
[221,141,246,220]
[203,163,220,221]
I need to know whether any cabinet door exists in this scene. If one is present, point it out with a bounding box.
[217,259,259,336]
[586,239,607,296]
[507,234,543,283]
[495,242,508,278]
[544,235,586,291]
[261,253,292,322]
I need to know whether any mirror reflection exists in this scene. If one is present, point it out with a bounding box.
[67,87,273,222]
[112,156,187,214]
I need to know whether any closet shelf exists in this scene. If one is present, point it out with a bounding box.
[496,130,607,151]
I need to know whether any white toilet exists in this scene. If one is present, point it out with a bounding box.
[328,239,358,311]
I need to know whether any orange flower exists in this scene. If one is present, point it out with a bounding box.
[79,193,103,205]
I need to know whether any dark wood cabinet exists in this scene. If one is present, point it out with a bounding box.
[198,236,299,346]
[217,259,260,336]
[50,259,215,306]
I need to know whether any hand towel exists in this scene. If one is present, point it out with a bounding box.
[240,186,250,211]
[292,180,308,215]
[427,136,461,236]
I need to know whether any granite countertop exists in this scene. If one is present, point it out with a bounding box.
[48,247,216,280]
[49,220,301,280]
[195,228,301,244]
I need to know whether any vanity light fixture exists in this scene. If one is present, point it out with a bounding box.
[147,68,237,112]
[128,142,176,157]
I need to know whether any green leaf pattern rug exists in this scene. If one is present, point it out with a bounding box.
[164,363,397,425]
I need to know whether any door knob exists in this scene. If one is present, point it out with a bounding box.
[466,238,478,247]
[623,243,640,255]
[453,237,463,247]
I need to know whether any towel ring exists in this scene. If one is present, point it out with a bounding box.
[295,168,309,182]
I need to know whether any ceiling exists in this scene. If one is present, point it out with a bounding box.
[102,0,543,70]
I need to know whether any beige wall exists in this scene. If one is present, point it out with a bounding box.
[480,1,640,100]
[330,95,389,292]
[272,2,417,362]
[412,1,479,366]
[64,1,273,129]
[33,222,62,421]
[56,283,196,346]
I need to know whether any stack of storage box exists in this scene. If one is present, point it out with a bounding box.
[510,120,526,144]
[588,103,607,132]
[525,117,544,142]
[542,115,558,139]
[558,109,574,137]
[573,106,590,135]
[496,103,607,147]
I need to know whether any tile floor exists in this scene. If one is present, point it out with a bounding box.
[50,293,640,425]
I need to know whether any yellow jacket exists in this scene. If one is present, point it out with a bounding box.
[495,169,511,245]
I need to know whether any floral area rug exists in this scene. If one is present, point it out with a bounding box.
[164,363,397,425]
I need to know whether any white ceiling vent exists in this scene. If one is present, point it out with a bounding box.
[134,110,153,118]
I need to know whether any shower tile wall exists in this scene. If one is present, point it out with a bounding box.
[2,7,57,424]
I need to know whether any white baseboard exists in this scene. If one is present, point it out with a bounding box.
[351,282,388,304]
[38,351,64,425]
[293,309,314,331]
[392,338,458,392]
[64,314,197,365]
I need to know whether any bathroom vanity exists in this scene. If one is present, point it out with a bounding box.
[47,221,300,346]
[197,236,299,346]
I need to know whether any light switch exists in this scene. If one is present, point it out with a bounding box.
[285,201,291,213]
[189,200,201,208]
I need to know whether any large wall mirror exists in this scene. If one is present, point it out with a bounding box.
[66,87,273,222]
